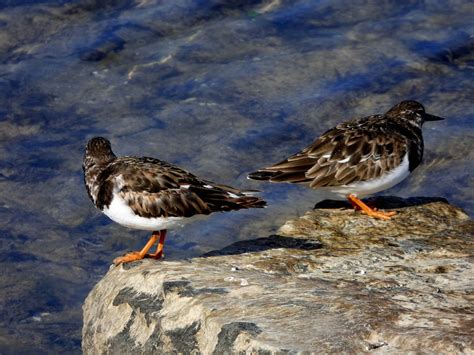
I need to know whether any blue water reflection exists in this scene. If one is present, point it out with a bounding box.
[0,0,473,353]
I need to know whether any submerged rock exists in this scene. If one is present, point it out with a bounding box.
[82,197,473,354]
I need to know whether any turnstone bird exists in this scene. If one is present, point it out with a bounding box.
[83,137,266,264]
[248,100,444,220]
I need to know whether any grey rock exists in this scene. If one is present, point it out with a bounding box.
[83,197,474,354]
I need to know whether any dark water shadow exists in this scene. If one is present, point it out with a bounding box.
[203,234,322,257]
[314,196,449,210]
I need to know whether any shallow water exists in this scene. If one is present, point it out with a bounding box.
[0,0,473,353]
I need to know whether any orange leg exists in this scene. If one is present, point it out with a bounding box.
[145,230,167,260]
[113,230,165,265]
[347,194,396,220]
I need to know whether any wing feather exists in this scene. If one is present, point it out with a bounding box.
[98,156,265,218]
[250,115,408,188]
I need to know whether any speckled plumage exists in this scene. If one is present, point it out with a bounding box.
[83,137,266,221]
[248,101,444,200]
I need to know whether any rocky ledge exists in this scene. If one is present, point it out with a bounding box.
[82,197,473,354]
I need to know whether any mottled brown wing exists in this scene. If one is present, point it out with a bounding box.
[98,157,264,218]
[119,188,212,218]
[256,116,408,187]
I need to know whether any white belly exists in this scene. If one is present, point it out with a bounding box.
[326,154,411,199]
[102,193,207,231]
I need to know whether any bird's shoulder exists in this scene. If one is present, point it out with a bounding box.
[99,156,202,193]
[302,114,405,158]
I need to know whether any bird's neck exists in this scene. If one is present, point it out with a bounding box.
[395,119,424,172]
[83,155,114,205]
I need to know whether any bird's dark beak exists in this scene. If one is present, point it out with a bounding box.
[424,113,444,121]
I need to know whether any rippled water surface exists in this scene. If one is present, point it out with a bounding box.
[1,0,473,353]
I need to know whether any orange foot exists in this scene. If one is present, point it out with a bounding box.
[145,251,164,260]
[114,230,167,265]
[144,231,166,260]
[347,194,396,220]
[113,251,144,264]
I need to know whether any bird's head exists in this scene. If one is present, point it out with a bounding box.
[84,137,116,167]
[386,100,444,127]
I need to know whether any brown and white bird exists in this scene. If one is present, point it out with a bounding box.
[248,100,444,219]
[83,137,266,264]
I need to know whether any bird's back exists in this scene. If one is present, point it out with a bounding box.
[85,155,265,219]
[248,114,424,188]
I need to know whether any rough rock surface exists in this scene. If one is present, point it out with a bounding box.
[82,197,474,354]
